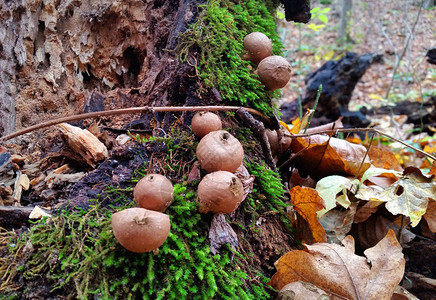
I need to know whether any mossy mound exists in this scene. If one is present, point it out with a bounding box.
[1,0,296,298]
[177,0,285,116]
[2,127,293,299]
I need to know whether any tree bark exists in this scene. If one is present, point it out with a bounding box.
[0,0,200,141]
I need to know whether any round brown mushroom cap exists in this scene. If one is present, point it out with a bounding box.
[111,207,171,253]
[196,130,244,173]
[243,32,273,65]
[191,111,222,138]
[256,55,292,90]
[134,174,174,212]
[197,171,244,214]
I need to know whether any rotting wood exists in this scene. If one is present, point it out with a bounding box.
[58,123,109,167]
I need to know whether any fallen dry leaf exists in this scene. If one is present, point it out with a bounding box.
[277,281,330,300]
[351,215,415,249]
[356,167,436,227]
[382,167,436,227]
[392,285,419,300]
[269,230,405,300]
[290,135,370,179]
[423,201,436,233]
[368,146,402,171]
[429,161,436,179]
[315,175,356,217]
[288,168,316,190]
[209,214,238,254]
[319,203,357,244]
[353,201,380,223]
[290,186,327,244]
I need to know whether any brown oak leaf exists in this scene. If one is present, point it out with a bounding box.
[269,230,405,300]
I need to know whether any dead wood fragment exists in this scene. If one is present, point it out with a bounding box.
[0,205,34,227]
[57,123,109,167]
[406,272,436,299]
[237,108,277,172]
[209,214,238,255]
[12,172,30,205]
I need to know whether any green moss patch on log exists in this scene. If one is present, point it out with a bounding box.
[1,126,293,299]
[176,0,284,116]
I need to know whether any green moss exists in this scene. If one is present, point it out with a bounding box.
[177,0,284,116]
[9,180,272,299]
[1,124,294,299]
[245,160,287,211]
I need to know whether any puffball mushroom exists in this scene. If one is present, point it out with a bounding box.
[134,174,174,212]
[256,55,292,90]
[243,32,273,65]
[191,111,222,138]
[196,130,244,173]
[197,171,244,214]
[111,207,171,253]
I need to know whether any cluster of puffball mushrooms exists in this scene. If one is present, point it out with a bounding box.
[111,32,291,253]
[111,112,245,253]
[243,32,292,90]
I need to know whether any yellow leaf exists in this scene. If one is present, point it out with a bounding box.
[289,109,313,134]
[369,94,383,101]
[323,50,334,61]
[333,53,345,61]
[279,120,292,133]
[290,186,327,244]
[423,144,436,154]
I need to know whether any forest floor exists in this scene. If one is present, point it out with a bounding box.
[279,0,435,110]
[275,2,436,298]
[278,0,436,169]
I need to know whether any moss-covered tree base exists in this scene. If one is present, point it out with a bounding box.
[0,0,300,298]
[1,125,295,299]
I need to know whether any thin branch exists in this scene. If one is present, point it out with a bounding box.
[0,106,270,143]
[355,133,375,179]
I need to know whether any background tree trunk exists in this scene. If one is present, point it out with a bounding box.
[338,0,352,43]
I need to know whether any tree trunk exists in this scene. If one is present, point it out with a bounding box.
[338,0,352,43]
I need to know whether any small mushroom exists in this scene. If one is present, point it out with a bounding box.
[111,207,171,253]
[134,174,174,212]
[243,32,273,65]
[191,111,222,138]
[197,171,244,214]
[256,55,292,90]
[196,130,244,173]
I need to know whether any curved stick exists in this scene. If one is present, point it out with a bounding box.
[0,106,270,142]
